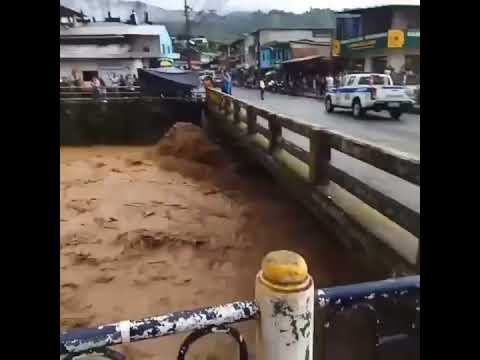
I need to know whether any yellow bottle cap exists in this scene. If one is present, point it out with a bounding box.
[260,250,310,291]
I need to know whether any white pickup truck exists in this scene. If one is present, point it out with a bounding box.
[325,73,414,120]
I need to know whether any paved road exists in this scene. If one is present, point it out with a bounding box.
[232,87,420,213]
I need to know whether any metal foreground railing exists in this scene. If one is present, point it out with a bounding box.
[60,252,420,360]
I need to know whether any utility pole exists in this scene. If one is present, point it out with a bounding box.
[184,0,192,69]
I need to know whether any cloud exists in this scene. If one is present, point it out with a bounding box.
[133,0,419,13]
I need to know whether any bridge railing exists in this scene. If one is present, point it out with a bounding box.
[60,273,419,360]
[60,86,141,99]
[205,88,420,271]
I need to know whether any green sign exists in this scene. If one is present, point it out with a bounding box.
[340,30,419,55]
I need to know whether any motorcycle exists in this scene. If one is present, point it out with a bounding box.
[266,80,286,94]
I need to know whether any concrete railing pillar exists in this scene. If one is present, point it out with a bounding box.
[255,250,314,360]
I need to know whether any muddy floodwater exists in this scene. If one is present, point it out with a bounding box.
[60,123,383,359]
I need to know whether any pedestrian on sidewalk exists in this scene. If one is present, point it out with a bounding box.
[222,70,232,95]
[320,76,326,96]
[326,74,334,91]
[259,78,266,100]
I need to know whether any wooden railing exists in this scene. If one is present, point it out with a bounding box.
[206,88,420,270]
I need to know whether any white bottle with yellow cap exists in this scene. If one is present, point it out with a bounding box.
[255,250,314,360]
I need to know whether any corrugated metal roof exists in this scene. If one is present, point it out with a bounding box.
[60,5,83,18]
[290,39,331,46]
[337,4,419,14]
[60,23,168,37]
[251,27,333,35]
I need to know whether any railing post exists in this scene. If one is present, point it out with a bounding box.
[268,115,281,153]
[222,96,228,114]
[309,129,331,186]
[256,250,314,360]
[246,105,257,135]
[233,101,241,124]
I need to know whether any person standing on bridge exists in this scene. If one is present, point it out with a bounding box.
[91,76,101,99]
[259,77,266,100]
[109,72,120,93]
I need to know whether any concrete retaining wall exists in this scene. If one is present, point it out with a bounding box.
[60,98,202,145]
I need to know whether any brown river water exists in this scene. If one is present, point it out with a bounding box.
[60,123,384,359]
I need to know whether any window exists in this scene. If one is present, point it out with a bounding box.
[162,44,165,54]
[358,75,390,85]
[347,76,356,86]
[143,46,150,52]
[312,29,329,38]
[82,70,98,81]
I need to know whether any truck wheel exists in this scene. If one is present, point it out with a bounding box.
[389,110,402,120]
[325,97,334,112]
[352,99,364,119]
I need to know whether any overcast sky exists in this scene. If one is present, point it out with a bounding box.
[131,0,420,13]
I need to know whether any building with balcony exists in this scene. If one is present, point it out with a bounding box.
[229,28,333,71]
[60,8,175,85]
[335,5,420,76]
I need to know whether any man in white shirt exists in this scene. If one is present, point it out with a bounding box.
[326,74,334,91]
[259,78,266,100]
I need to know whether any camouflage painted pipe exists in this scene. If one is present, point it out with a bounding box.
[60,276,419,357]
[316,275,420,310]
[60,301,258,356]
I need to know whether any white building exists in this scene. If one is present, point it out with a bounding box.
[235,28,333,69]
[60,21,175,85]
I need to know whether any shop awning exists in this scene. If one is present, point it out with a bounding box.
[281,55,325,64]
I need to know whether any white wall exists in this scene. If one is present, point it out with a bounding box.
[259,30,331,46]
[358,48,420,73]
[130,35,161,56]
[364,57,373,72]
[60,35,161,59]
[244,34,256,67]
[60,59,143,85]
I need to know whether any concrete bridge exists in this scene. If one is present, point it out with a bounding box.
[59,91,420,360]
[204,88,420,274]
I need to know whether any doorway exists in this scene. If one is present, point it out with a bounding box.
[372,56,387,73]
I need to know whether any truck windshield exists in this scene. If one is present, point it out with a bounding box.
[358,75,390,85]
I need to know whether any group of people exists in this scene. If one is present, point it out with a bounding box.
[60,71,139,100]
[107,73,138,92]
[286,73,338,96]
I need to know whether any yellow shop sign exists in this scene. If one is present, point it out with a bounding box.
[388,30,405,48]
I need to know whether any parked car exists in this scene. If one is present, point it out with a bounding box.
[324,73,414,120]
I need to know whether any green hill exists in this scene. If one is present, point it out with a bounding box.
[164,9,336,43]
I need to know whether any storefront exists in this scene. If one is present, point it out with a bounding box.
[280,55,344,95]
[337,30,420,75]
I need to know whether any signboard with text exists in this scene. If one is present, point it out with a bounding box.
[340,30,420,55]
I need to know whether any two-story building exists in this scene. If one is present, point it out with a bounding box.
[229,28,333,71]
[335,5,420,75]
[60,9,175,85]
[256,28,333,70]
